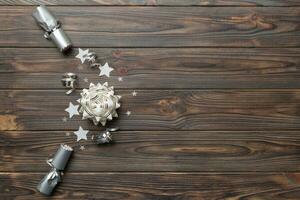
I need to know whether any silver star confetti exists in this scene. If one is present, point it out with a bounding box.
[99,62,113,77]
[77,65,84,70]
[62,117,67,122]
[126,110,131,116]
[118,77,123,82]
[65,132,71,136]
[65,102,79,118]
[76,48,90,64]
[79,145,85,151]
[74,126,88,142]
[132,90,137,96]
[83,77,89,83]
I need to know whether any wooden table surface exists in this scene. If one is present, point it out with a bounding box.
[1,1,300,199]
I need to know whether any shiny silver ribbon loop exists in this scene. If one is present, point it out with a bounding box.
[61,73,77,95]
[86,52,97,63]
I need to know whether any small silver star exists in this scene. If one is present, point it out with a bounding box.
[76,48,89,64]
[79,145,85,151]
[99,62,114,77]
[74,126,89,142]
[62,117,67,122]
[132,90,137,96]
[65,132,71,136]
[77,65,84,70]
[65,102,79,118]
[84,77,89,83]
[126,110,131,116]
[118,77,123,82]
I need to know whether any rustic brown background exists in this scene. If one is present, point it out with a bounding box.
[1,0,300,199]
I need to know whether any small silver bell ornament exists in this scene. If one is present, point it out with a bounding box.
[78,82,121,126]
[93,127,119,145]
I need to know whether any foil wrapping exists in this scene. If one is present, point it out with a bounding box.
[32,5,72,52]
[37,144,73,196]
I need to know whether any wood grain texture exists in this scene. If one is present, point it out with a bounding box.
[1,173,300,200]
[1,7,300,47]
[1,2,300,199]
[1,48,300,89]
[1,90,300,131]
[1,130,300,172]
[1,0,300,6]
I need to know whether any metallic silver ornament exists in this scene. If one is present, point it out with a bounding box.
[61,72,77,95]
[93,127,119,144]
[78,82,121,126]
[37,144,73,196]
[32,5,72,52]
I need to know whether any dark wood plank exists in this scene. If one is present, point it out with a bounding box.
[1,48,300,89]
[1,130,300,172]
[1,173,300,199]
[1,0,300,6]
[1,7,300,47]
[1,90,300,131]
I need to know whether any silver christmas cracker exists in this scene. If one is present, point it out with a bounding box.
[37,144,73,196]
[32,5,72,52]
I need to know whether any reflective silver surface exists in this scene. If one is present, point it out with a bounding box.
[32,5,72,52]
[37,144,73,196]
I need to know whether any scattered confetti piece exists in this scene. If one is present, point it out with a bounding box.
[77,65,84,70]
[126,110,131,116]
[118,77,123,82]
[74,126,89,142]
[132,90,137,96]
[99,62,114,77]
[76,48,89,64]
[84,77,89,83]
[65,102,79,118]
[62,117,67,122]
[79,145,85,151]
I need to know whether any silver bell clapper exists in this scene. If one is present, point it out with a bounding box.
[32,5,72,52]
[37,144,73,196]
[93,127,119,144]
[61,73,77,95]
